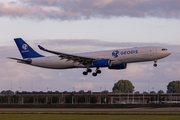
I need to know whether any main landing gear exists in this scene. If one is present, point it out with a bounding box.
[154,60,157,67]
[83,67,101,77]
[83,68,92,75]
[92,68,101,77]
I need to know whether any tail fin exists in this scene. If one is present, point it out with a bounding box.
[14,38,44,59]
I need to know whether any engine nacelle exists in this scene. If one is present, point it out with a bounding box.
[108,63,127,69]
[92,59,110,67]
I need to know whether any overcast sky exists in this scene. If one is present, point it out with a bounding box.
[0,0,180,93]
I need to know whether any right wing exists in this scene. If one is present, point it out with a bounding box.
[38,45,100,65]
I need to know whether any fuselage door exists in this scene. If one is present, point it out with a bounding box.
[153,47,157,54]
[150,47,157,60]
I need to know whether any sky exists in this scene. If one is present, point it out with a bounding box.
[0,0,180,93]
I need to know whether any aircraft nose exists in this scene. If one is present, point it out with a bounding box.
[167,51,171,55]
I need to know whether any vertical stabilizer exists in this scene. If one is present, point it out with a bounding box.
[14,38,44,59]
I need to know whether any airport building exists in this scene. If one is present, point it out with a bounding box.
[0,92,180,104]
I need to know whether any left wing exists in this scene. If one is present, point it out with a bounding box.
[38,45,100,65]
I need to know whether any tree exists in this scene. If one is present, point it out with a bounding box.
[55,90,59,93]
[63,91,68,93]
[47,91,52,93]
[150,91,156,93]
[15,91,20,94]
[112,79,134,93]
[101,90,108,93]
[167,81,180,93]
[143,91,148,94]
[158,90,164,94]
[87,90,92,93]
[1,90,14,95]
[78,90,84,93]
[134,91,140,94]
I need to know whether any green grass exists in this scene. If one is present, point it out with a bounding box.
[0,114,180,120]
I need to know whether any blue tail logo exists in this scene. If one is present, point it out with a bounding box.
[22,44,28,50]
[14,38,44,59]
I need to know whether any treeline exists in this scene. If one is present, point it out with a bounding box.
[1,80,180,95]
[0,90,108,95]
[113,80,180,93]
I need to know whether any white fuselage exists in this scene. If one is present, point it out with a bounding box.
[29,46,171,69]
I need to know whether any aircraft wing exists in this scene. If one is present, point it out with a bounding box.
[38,45,99,65]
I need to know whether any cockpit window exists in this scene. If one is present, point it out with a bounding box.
[162,48,168,51]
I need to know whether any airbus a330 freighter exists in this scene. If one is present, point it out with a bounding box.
[8,38,171,76]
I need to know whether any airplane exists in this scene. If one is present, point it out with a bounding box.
[8,38,171,77]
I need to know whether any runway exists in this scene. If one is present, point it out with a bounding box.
[0,108,180,115]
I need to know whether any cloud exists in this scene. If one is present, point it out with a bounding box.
[0,0,180,20]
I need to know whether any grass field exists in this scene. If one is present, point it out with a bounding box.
[1,108,180,115]
[0,108,180,120]
[0,114,180,120]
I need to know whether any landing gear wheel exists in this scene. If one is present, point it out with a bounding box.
[92,67,101,76]
[83,71,88,75]
[154,60,157,67]
[92,73,97,77]
[83,68,92,75]
[154,64,157,67]
[87,69,92,73]
[96,70,101,74]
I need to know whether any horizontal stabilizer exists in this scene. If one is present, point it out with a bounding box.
[7,57,32,64]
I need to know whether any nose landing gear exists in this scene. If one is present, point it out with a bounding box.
[154,60,157,67]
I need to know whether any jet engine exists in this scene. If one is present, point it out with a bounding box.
[92,59,110,67]
[92,59,127,69]
[108,63,127,69]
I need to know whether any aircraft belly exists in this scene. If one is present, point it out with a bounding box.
[140,54,151,61]
[31,57,76,69]
[45,61,75,69]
